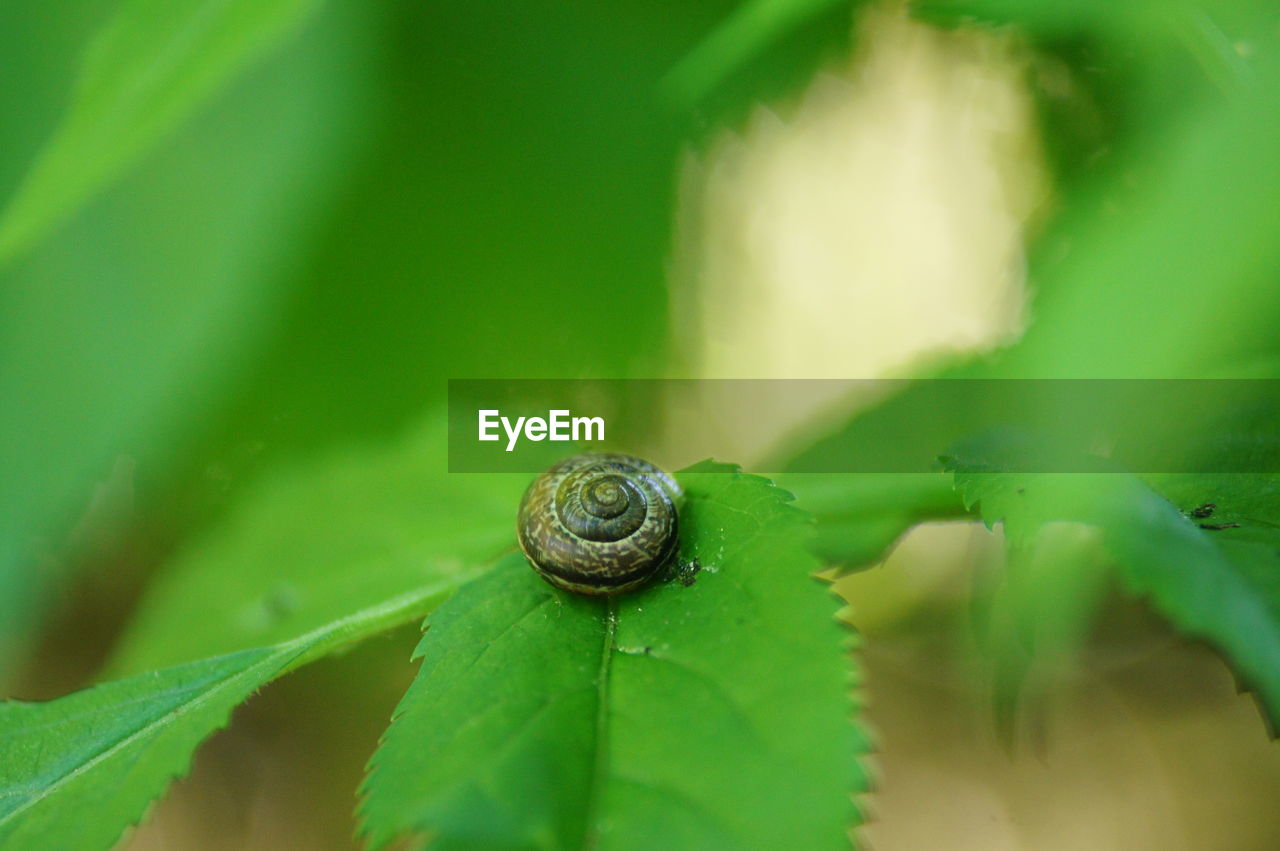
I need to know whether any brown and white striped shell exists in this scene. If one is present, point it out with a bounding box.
[516,453,682,596]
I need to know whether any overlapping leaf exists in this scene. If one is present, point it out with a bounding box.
[0,587,441,850]
[360,463,864,848]
[951,466,1280,732]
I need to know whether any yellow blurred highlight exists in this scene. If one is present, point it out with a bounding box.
[669,2,1046,465]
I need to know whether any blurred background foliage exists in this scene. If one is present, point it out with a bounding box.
[4,0,1280,847]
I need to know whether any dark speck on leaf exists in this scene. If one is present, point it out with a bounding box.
[1199,522,1241,531]
[1191,503,1217,519]
[663,557,702,587]
[676,557,702,587]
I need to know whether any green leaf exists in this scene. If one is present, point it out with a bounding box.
[775,472,969,570]
[912,0,1152,35]
[1006,90,1280,378]
[0,587,440,851]
[954,4,1280,378]
[186,2,698,476]
[0,0,373,687]
[914,0,1267,46]
[968,513,1109,749]
[108,417,526,675]
[360,463,864,848]
[0,0,323,261]
[951,465,1280,732]
[663,0,859,108]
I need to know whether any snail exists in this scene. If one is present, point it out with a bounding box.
[517,453,682,596]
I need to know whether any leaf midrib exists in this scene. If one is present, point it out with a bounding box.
[0,645,298,830]
[579,596,618,849]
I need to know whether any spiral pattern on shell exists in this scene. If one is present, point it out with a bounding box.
[517,453,682,596]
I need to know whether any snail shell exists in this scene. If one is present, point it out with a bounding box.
[517,453,682,596]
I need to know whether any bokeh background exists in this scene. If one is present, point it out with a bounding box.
[4,0,1280,848]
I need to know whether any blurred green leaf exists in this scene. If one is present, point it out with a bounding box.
[0,4,107,195]
[775,472,969,570]
[0,0,374,688]
[949,469,1110,748]
[914,0,1152,35]
[0,586,440,851]
[909,0,1280,378]
[109,417,525,675]
[996,54,1280,376]
[913,0,1267,44]
[663,0,860,108]
[951,465,1280,733]
[980,525,1109,750]
[178,0,716,481]
[0,0,323,261]
[360,463,863,848]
